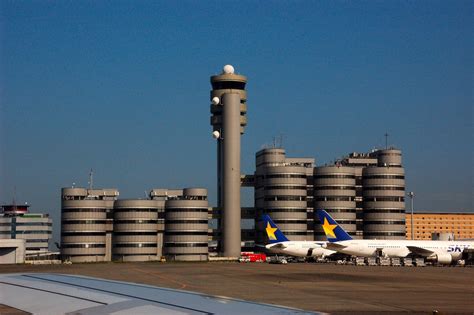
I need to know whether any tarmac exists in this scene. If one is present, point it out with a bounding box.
[1,262,473,314]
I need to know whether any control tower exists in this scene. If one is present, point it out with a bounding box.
[210,65,247,257]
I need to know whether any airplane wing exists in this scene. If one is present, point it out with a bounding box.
[267,243,287,249]
[325,242,347,250]
[0,273,319,315]
[406,246,435,257]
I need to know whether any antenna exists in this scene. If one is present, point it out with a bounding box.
[271,134,285,149]
[88,169,94,190]
[384,132,389,149]
[12,186,17,205]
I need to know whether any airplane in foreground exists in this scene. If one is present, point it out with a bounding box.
[263,214,336,258]
[316,209,474,264]
[0,273,318,314]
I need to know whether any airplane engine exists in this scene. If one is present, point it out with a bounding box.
[433,252,452,264]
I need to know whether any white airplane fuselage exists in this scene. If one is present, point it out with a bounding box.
[266,241,335,258]
[328,239,473,262]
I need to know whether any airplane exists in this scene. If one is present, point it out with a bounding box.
[316,209,474,265]
[0,273,318,314]
[262,214,336,258]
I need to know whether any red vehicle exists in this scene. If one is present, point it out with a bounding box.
[240,252,266,263]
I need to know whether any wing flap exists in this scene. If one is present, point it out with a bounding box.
[406,246,434,256]
[325,243,347,250]
[268,243,287,249]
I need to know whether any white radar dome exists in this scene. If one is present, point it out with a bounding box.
[223,64,235,74]
[212,97,220,105]
[212,130,220,139]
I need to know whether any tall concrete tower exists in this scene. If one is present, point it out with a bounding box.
[210,65,247,257]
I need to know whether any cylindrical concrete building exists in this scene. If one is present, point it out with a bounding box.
[362,165,406,239]
[164,188,209,261]
[210,65,247,257]
[314,166,357,240]
[376,149,402,167]
[60,187,118,262]
[255,148,309,243]
[112,199,160,262]
[61,188,108,263]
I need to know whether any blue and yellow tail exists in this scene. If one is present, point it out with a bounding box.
[262,215,289,244]
[316,209,353,242]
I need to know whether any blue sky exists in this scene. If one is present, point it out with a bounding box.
[0,1,472,243]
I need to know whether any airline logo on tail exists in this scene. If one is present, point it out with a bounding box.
[316,210,353,242]
[262,214,289,244]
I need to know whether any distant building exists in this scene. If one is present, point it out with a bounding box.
[61,187,118,263]
[314,165,357,239]
[112,199,162,262]
[0,239,25,264]
[406,212,474,240]
[162,188,209,261]
[337,152,378,237]
[336,148,406,240]
[254,148,314,244]
[0,204,52,254]
[60,187,208,263]
[252,147,406,242]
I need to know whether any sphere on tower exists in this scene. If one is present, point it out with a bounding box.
[223,64,235,74]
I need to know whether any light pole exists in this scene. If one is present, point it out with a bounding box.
[407,192,415,240]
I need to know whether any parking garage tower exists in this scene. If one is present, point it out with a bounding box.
[210,65,247,257]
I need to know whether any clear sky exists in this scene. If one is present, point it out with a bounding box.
[0,1,472,244]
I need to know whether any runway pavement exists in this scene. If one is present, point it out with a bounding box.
[1,262,473,314]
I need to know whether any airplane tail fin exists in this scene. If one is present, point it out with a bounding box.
[262,214,289,244]
[316,209,353,242]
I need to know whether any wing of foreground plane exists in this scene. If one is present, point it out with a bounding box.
[0,273,320,315]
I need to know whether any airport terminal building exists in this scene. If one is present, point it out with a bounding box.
[60,187,209,263]
[56,65,474,263]
[406,212,474,240]
[0,204,52,254]
[58,66,412,262]
[0,204,52,264]
[250,147,406,243]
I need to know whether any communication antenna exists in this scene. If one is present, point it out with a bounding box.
[279,133,284,148]
[88,169,94,190]
[11,186,18,214]
[384,132,389,149]
[12,186,17,205]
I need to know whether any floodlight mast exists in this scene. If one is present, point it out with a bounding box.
[407,191,415,240]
